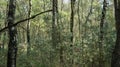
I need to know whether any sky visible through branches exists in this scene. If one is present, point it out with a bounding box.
[63,0,69,3]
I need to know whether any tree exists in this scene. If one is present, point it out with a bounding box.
[111,0,120,67]
[7,0,17,67]
[0,0,117,67]
[70,0,76,67]
[52,0,58,47]
[27,0,32,55]
[59,0,64,67]
[99,0,107,67]
[51,0,59,66]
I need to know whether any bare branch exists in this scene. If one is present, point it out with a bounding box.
[0,9,52,33]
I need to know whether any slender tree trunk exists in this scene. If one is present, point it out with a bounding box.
[7,0,17,67]
[59,0,64,67]
[81,0,84,66]
[99,0,107,67]
[77,0,82,66]
[51,0,58,66]
[26,1,32,66]
[111,0,120,67]
[70,0,75,67]
[99,0,107,66]
[52,0,58,48]
[77,0,81,39]
[27,0,31,55]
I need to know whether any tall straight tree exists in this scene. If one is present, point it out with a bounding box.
[99,0,107,67]
[111,0,120,67]
[7,0,17,67]
[59,0,64,67]
[52,0,58,48]
[70,0,76,67]
[27,0,32,55]
[51,0,59,66]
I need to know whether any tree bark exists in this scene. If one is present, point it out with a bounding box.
[7,0,17,67]
[60,0,64,67]
[27,0,32,55]
[99,0,107,67]
[111,0,120,67]
[70,0,76,67]
[52,0,58,47]
[51,0,59,66]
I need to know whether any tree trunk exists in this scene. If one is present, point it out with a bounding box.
[111,0,120,67]
[51,0,59,66]
[27,0,31,55]
[52,0,58,47]
[70,0,75,67]
[60,0,64,67]
[99,0,107,67]
[7,0,17,67]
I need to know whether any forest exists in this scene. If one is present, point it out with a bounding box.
[0,0,120,67]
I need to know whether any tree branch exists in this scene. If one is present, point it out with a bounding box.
[0,9,52,33]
